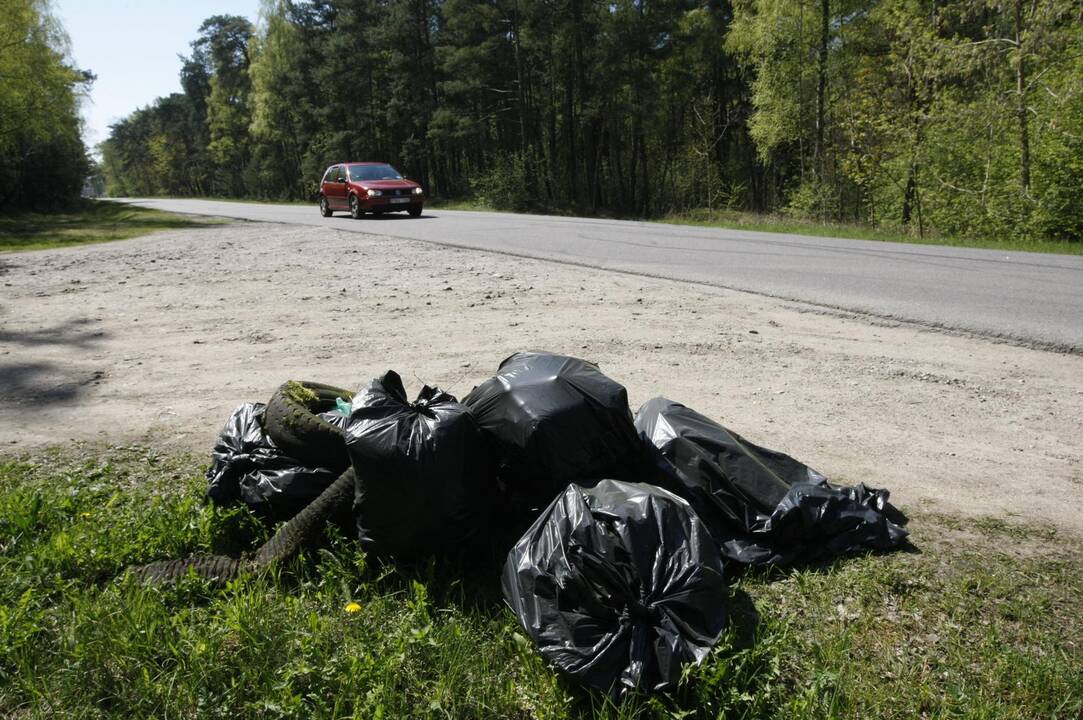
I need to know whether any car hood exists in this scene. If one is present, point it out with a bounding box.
[360,179,419,190]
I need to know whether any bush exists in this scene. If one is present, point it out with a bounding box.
[470,153,534,212]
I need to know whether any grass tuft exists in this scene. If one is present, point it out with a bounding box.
[0,447,1080,718]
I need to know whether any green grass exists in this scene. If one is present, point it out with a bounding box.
[659,208,1083,256]
[426,198,1083,255]
[0,200,226,252]
[2,447,1079,718]
[426,197,498,212]
[148,195,314,207]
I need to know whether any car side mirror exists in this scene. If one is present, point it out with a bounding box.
[338,178,347,183]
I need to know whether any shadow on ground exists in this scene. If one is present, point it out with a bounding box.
[0,319,109,406]
[0,317,106,348]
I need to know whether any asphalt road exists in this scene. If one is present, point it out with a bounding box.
[120,198,1083,352]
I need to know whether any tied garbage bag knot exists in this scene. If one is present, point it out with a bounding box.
[503,479,727,698]
[345,370,497,559]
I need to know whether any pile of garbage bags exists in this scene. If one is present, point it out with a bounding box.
[206,350,908,698]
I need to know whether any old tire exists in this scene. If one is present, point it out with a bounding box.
[254,467,356,566]
[131,555,244,586]
[264,380,353,470]
[130,467,357,586]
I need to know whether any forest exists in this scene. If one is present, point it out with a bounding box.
[0,0,92,211]
[18,1,1083,243]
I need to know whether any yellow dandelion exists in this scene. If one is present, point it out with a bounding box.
[344,601,362,614]
[80,512,91,518]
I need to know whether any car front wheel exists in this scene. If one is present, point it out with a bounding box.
[408,205,422,218]
[319,196,332,217]
[349,195,363,219]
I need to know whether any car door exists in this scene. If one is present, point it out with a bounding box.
[324,165,345,209]
[335,166,350,208]
[321,166,336,208]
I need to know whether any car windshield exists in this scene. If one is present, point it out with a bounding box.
[349,164,403,181]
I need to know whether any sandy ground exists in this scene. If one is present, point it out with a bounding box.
[2,222,1081,535]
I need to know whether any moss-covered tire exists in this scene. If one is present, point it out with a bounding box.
[254,467,356,566]
[264,380,354,470]
[131,467,357,586]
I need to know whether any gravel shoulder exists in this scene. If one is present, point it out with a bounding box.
[2,222,1080,536]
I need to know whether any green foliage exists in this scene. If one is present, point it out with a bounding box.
[727,0,821,164]
[198,15,256,195]
[0,0,91,211]
[1,448,1082,718]
[470,153,534,211]
[248,0,307,198]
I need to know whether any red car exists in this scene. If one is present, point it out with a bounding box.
[318,162,424,218]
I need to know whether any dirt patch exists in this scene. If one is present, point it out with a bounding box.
[2,222,1081,535]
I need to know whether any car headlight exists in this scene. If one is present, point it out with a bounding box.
[367,189,382,197]
[412,187,423,195]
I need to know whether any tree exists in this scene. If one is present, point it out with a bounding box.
[729,0,872,220]
[249,0,309,198]
[0,0,91,210]
[195,15,255,195]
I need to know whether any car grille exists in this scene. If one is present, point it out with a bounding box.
[383,187,411,197]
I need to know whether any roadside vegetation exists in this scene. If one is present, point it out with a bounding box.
[1,0,92,213]
[658,208,1083,256]
[0,200,223,252]
[427,199,1083,256]
[1,447,1079,718]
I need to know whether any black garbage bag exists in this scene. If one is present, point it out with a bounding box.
[463,351,643,508]
[719,479,909,565]
[345,371,496,559]
[635,397,907,565]
[503,479,728,698]
[206,402,342,521]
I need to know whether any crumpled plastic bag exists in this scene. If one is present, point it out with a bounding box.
[502,479,728,698]
[635,396,907,565]
[719,478,909,565]
[345,371,496,559]
[206,402,341,520]
[463,351,643,508]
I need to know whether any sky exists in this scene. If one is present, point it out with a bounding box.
[54,0,262,153]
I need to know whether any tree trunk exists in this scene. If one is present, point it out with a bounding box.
[510,2,528,158]
[1014,0,1030,193]
[902,167,916,226]
[815,0,828,178]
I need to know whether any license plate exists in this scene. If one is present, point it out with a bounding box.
[390,197,410,204]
